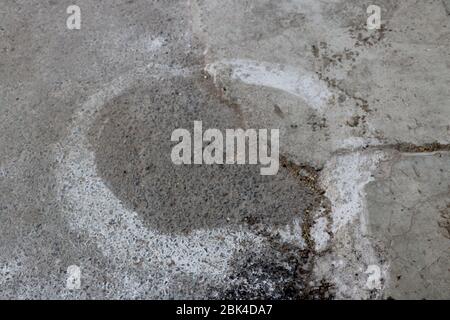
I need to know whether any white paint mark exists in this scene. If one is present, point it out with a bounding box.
[66,265,81,290]
[311,216,330,252]
[320,151,387,233]
[365,264,382,290]
[274,218,306,248]
[205,59,332,112]
[53,63,263,298]
[314,151,390,298]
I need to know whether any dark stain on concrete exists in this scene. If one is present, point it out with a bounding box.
[88,73,321,235]
[208,156,334,300]
[207,233,334,300]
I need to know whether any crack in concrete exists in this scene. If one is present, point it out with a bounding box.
[331,142,450,158]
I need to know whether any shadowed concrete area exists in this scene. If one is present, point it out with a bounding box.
[88,77,320,235]
[0,0,449,299]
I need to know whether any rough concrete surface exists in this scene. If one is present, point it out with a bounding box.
[0,0,449,299]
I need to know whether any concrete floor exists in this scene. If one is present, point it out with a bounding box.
[0,0,449,299]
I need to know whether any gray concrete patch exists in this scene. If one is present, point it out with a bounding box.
[366,152,450,299]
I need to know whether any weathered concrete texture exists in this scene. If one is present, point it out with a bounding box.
[192,0,450,299]
[0,0,449,299]
[444,0,450,15]
[367,152,450,299]
[196,0,450,167]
